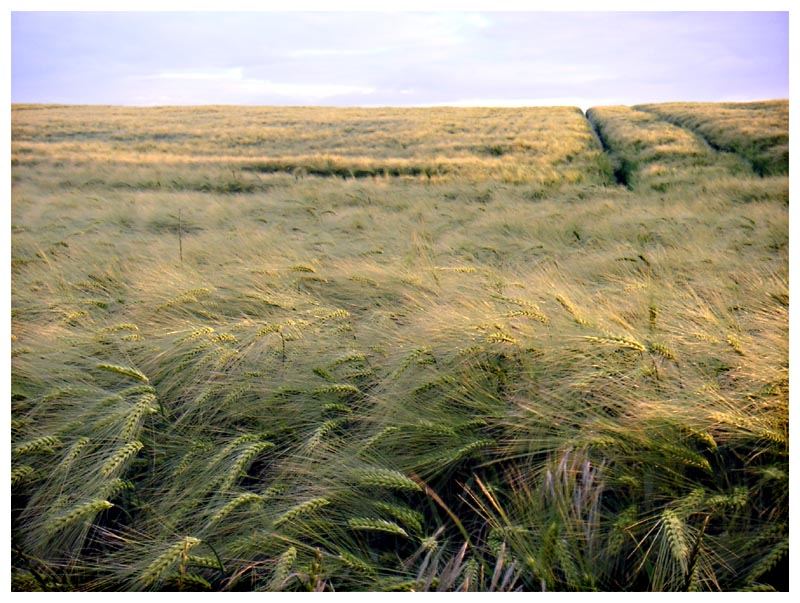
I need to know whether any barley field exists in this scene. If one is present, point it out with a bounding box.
[10,101,788,591]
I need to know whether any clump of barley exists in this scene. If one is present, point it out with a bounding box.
[188,555,223,571]
[212,332,238,343]
[166,572,211,590]
[207,434,264,469]
[506,308,550,324]
[186,326,214,340]
[746,538,789,584]
[360,426,399,452]
[498,296,550,324]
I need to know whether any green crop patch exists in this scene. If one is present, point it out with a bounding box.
[11,102,787,592]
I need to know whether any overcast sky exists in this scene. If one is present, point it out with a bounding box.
[11,11,789,108]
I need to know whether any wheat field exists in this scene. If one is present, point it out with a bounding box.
[10,101,788,591]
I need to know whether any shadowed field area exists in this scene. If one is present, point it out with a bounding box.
[11,102,788,592]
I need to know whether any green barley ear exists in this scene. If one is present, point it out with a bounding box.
[374,502,424,534]
[46,499,113,534]
[99,478,135,500]
[662,509,689,571]
[13,435,61,457]
[447,438,495,464]
[305,419,346,452]
[122,394,159,440]
[359,426,399,453]
[266,546,297,591]
[101,440,143,476]
[355,468,422,492]
[11,465,35,487]
[338,551,376,576]
[348,518,409,537]
[60,437,91,468]
[217,441,274,491]
[313,383,360,396]
[273,497,330,527]
[138,536,201,588]
[188,555,224,571]
[745,538,788,585]
[96,363,149,383]
[209,493,263,526]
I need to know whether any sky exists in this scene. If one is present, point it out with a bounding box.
[11,11,789,108]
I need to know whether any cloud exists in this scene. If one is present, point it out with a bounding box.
[285,48,391,59]
[421,97,624,111]
[135,68,375,103]
[12,12,787,106]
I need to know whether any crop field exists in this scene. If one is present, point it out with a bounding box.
[10,101,788,591]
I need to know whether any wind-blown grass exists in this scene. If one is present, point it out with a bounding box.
[11,102,787,591]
